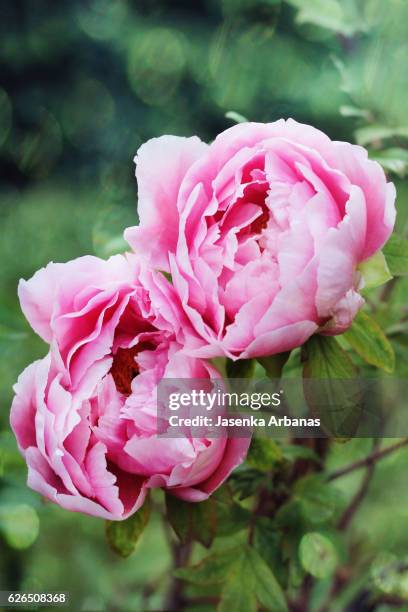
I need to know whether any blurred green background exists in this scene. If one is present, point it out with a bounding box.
[1,1,408,610]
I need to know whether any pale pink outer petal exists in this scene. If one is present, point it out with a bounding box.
[125,135,208,271]
[320,290,365,335]
[10,359,45,451]
[241,321,319,359]
[170,437,250,501]
[333,142,396,259]
[85,442,125,516]
[169,253,221,355]
[166,439,227,488]
[124,436,198,476]
[18,264,60,342]
[137,261,198,346]
[25,446,147,520]
[10,356,146,520]
[18,255,134,343]
[315,186,366,318]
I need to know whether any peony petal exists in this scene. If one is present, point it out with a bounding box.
[320,289,365,335]
[25,447,126,520]
[124,436,197,476]
[125,135,208,271]
[85,442,124,516]
[333,142,396,259]
[18,264,60,342]
[241,320,318,358]
[172,437,250,501]
[10,360,45,451]
[316,186,367,317]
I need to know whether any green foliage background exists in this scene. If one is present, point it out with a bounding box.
[1,1,408,610]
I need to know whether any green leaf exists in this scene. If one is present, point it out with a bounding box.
[166,487,250,547]
[257,352,291,379]
[225,111,248,124]
[218,546,287,612]
[106,500,150,557]
[253,518,283,576]
[288,552,305,589]
[339,105,371,120]
[229,466,266,500]
[303,335,356,379]
[280,348,303,378]
[219,581,256,612]
[369,148,408,178]
[383,234,408,277]
[226,358,255,378]
[284,0,359,36]
[0,504,39,549]
[178,544,288,611]
[247,438,284,472]
[247,546,288,612]
[343,310,395,373]
[371,553,408,599]
[294,475,342,524]
[218,551,257,612]
[354,125,408,147]
[358,251,392,291]
[280,443,321,465]
[166,494,216,548]
[302,336,360,437]
[212,487,251,536]
[299,532,338,578]
[175,547,240,585]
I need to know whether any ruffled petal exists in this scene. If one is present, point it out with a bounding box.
[125,135,208,271]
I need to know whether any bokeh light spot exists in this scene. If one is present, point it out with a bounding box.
[127,28,186,106]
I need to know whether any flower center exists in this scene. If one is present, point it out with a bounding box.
[110,346,140,395]
[250,202,269,235]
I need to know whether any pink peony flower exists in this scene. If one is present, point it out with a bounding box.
[125,119,396,359]
[11,254,249,520]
